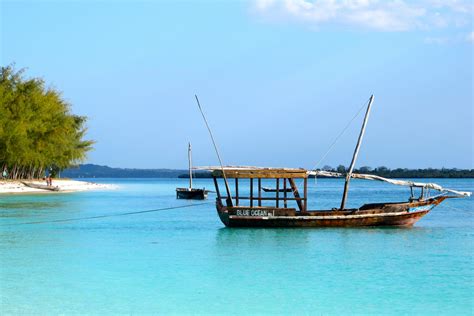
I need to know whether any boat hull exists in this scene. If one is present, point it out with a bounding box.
[21,181,60,192]
[216,197,446,228]
[176,188,208,200]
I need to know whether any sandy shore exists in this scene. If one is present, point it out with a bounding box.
[0,179,117,194]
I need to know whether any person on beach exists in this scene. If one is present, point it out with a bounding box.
[2,168,7,179]
[47,175,52,186]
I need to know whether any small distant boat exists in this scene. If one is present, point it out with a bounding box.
[176,187,208,199]
[176,143,208,200]
[262,187,293,193]
[21,181,60,192]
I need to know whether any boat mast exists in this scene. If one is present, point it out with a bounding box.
[340,95,374,210]
[188,142,192,190]
[195,95,233,207]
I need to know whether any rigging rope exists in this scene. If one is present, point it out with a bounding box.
[302,97,370,188]
[1,202,212,226]
[310,97,371,171]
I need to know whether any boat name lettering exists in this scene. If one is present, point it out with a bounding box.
[236,210,269,216]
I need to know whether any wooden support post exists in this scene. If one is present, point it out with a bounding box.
[258,178,262,207]
[235,178,239,206]
[288,178,304,211]
[340,95,374,210]
[213,176,221,200]
[303,178,308,212]
[283,179,288,208]
[276,178,279,208]
[250,178,253,207]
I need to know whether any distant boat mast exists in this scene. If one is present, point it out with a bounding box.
[188,142,193,190]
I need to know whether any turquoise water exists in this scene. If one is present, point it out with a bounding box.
[0,178,472,315]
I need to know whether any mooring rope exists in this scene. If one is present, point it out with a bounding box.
[441,203,471,213]
[1,202,213,226]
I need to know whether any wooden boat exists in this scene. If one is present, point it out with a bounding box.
[21,181,60,192]
[194,94,471,228]
[176,187,208,199]
[176,143,208,200]
[262,187,293,193]
[208,167,466,227]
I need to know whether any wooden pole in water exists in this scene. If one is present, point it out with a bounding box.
[188,142,192,190]
[195,95,233,207]
[340,95,374,210]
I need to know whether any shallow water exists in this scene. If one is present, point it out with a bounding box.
[0,178,472,314]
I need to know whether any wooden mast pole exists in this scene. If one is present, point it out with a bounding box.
[195,95,233,207]
[188,142,192,190]
[340,95,374,210]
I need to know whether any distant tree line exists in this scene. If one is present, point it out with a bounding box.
[62,164,188,178]
[60,164,473,179]
[178,172,213,179]
[314,165,474,178]
[179,166,474,179]
[0,65,93,179]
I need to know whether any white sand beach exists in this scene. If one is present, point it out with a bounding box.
[0,179,117,194]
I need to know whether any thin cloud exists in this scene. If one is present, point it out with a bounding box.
[468,31,474,42]
[424,31,474,45]
[424,36,450,45]
[253,0,473,32]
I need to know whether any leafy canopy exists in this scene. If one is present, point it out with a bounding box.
[0,65,94,179]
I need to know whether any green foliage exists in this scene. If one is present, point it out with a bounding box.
[314,165,474,178]
[64,164,474,179]
[0,65,94,179]
[336,165,346,173]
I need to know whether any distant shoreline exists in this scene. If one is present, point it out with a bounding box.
[61,164,474,179]
[0,179,117,194]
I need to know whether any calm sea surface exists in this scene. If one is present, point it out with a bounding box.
[0,178,473,315]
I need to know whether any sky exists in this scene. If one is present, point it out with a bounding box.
[1,0,473,169]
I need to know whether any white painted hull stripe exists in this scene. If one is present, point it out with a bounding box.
[228,210,428,220]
